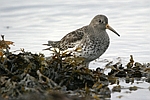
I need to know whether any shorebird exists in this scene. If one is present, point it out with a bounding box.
[44,15,120,67]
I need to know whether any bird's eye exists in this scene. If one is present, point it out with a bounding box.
[99,20,105,24]
[99,20,102,23]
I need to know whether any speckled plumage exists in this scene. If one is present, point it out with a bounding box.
[45,15,120,67]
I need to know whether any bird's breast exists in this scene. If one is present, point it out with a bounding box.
[81,33,110,62]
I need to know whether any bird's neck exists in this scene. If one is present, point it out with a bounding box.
[88,25,106,36]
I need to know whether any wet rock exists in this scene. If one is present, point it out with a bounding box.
[115,71,126,77]
[131,71,142,78]
[112,85,121,92]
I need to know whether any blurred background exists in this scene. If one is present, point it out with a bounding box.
[0,0,150,66]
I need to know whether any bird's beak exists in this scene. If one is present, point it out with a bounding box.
[106,24,120,37]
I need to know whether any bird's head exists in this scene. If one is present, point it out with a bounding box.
[90,15,120,36]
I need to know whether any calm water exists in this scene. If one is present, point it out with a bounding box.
[0,0,150,99]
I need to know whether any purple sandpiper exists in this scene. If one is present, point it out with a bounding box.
[44,15,120,67]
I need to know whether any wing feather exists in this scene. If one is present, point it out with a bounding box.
[59,26,87,50]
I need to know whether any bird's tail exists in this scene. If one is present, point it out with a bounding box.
[43,40,60,51]
[43,40,60,48]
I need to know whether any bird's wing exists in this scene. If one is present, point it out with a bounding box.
[59,26,87,51]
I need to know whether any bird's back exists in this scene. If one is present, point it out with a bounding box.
[48,26,88,51]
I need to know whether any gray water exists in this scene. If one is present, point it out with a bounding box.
[0,0,150,99]
[1,0,150,63]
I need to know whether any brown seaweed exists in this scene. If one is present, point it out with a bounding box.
[0,35,150,100]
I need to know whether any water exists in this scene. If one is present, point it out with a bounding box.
[0,0,150,99]
[1,0,150,62]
